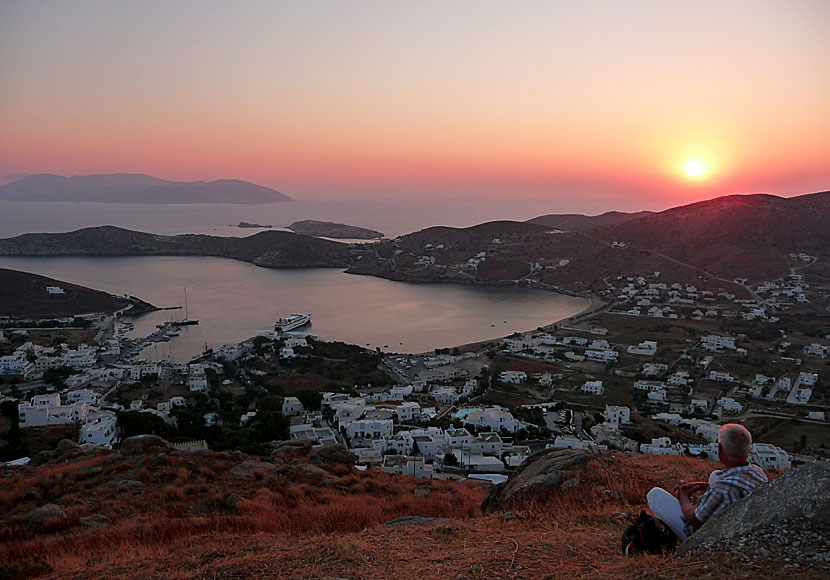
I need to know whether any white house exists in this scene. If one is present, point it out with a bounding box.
[628,341,658,356]
[283,337,308,349]
[709,371,735,383]
[585,349,619,363]
[603,405,631,425]
[66,389,100,405]
[282,396,305,416]
[718,397,743,414]
[647,389,668,402]
[346,418,394,440]
[701,335,736,351]
[499,370,527,384]
[635,380,666,392]
[462,407,520,433]
[18,394,88,427]
[580,380,605,395]
[445,428,474,448]
[640,437,678,455]
[79,411,118,447]
[279,347,296,359]
[394,401,422,423]
[188,364,208,392]
[381,455,433,479]
[470,432,503,457]
[750,443,791,469]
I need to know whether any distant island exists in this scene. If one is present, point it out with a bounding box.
[0,173,292,204]
[288,220,384,240]
[237,222,272,228]
[0,226,352,269]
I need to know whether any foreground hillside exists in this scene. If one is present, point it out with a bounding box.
[0,226,352,268]
[2,439,822,580]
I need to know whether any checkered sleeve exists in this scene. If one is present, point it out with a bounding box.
[694,486,727,524]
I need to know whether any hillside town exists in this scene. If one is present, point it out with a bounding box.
[2,260,827,479]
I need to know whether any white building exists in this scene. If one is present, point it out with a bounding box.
[346,418,394,440]
[282,396,305,416]
[718,397,743,414]
[80,411,118,447]
[18,394,88,427]
[462,408,520,433]
[66,389,99,405]
[750,443,791,469]
[188,364,208,392]
[640,437,678,456]
[394,401,422,423]
[580,380,605,395]
[628,341,658,356]
[585,349,619,363]
[603,405,631,425]
[499,370,527,384]
[470,432,503,457]
[709,371,735,383]
[701,335,736,351]
[61,344,98,368]
[550,435,607,451]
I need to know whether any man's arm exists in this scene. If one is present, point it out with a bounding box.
[677,488,703,529]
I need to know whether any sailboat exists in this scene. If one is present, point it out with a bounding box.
[172,287,199,326]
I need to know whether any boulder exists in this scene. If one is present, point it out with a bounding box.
[482,448,590,511]
[228,461,278,480]
[120,435,172,456]
[308,444,355,467]
[26,504,65,524]
[680,462,830,554]
[271,439,312,458]
[79,514,112,529]
[55,439,80,453]
[22,487,43,501]
[30,450,54,466]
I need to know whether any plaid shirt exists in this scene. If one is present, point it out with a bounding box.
[694,463,768,525]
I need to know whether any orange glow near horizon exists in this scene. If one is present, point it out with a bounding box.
[1,1,828,211]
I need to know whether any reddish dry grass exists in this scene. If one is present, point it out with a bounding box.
[0,450,800,580]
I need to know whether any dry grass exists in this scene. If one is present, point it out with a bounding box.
[0,450,804,580]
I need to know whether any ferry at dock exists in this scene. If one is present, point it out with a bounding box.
[275,313,312,332]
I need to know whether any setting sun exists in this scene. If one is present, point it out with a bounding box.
[684,160,706,178]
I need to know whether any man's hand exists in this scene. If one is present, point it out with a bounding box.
[671,481,709,497]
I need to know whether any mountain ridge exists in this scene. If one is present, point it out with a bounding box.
[0,173,292,204]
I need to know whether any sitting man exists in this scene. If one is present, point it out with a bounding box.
[646,423,768,541]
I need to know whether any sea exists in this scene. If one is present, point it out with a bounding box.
[0,199,590,359]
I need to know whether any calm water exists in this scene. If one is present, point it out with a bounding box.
[0,256,589,359]
[0,198,565,239]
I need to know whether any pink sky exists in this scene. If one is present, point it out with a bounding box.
[1,1,828,211]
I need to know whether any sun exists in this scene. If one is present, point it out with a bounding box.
[684,159,705,178]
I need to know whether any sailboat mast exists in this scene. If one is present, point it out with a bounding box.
[184,287,188,320]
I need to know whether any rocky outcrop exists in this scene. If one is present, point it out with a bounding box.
[55,439,80,453]
[308,444,355,467]
[26,504,65,524]
[482,448,590,511]
[271,439,312,459]
[227,461,279,480]
[680,462,830,554]
[120,435,172,456]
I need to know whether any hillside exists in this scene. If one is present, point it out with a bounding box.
[527,210,655,230]
[288,220,384,239]
[0,226,352,269]
[0,269,130,318]
[2,441,817,580]
[0,174,292,204]
[349,191,830,290]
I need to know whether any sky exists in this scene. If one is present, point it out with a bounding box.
[1,0,828,212]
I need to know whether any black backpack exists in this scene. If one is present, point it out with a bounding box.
[621,510,677,555]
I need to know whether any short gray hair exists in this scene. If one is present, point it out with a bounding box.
[719,423,752,460]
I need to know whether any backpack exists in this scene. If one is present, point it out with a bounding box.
[621,510,677,555]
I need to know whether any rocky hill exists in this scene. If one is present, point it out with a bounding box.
[288,220,384,239]
[527,210,654,230]
[0,174,292,204]
[0,226,352,269]
[2,438,823,580]
[349,191,830,290]
[0,269,131,318]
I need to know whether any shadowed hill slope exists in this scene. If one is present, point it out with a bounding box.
[0,226,352,268]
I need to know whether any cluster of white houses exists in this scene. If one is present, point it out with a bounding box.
[18,392,118,447]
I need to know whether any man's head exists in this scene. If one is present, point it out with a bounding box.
[717,423,752,467]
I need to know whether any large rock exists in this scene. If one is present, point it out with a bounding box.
[680,462,830,554]
[228,461,278,480]
[79,514,112,529]
[55,439,80,453]
[26,504,65,524]
[308,444,355,467]
[482,448,590,511]
[30,449,54,466]
[120,435,172,456]
[271,439,312,458]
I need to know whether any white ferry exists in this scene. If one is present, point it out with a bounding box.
[274,313,312,332]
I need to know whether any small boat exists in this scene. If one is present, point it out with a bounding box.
[173,287,199,326]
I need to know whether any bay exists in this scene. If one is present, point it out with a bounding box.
[0,256,589,360]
